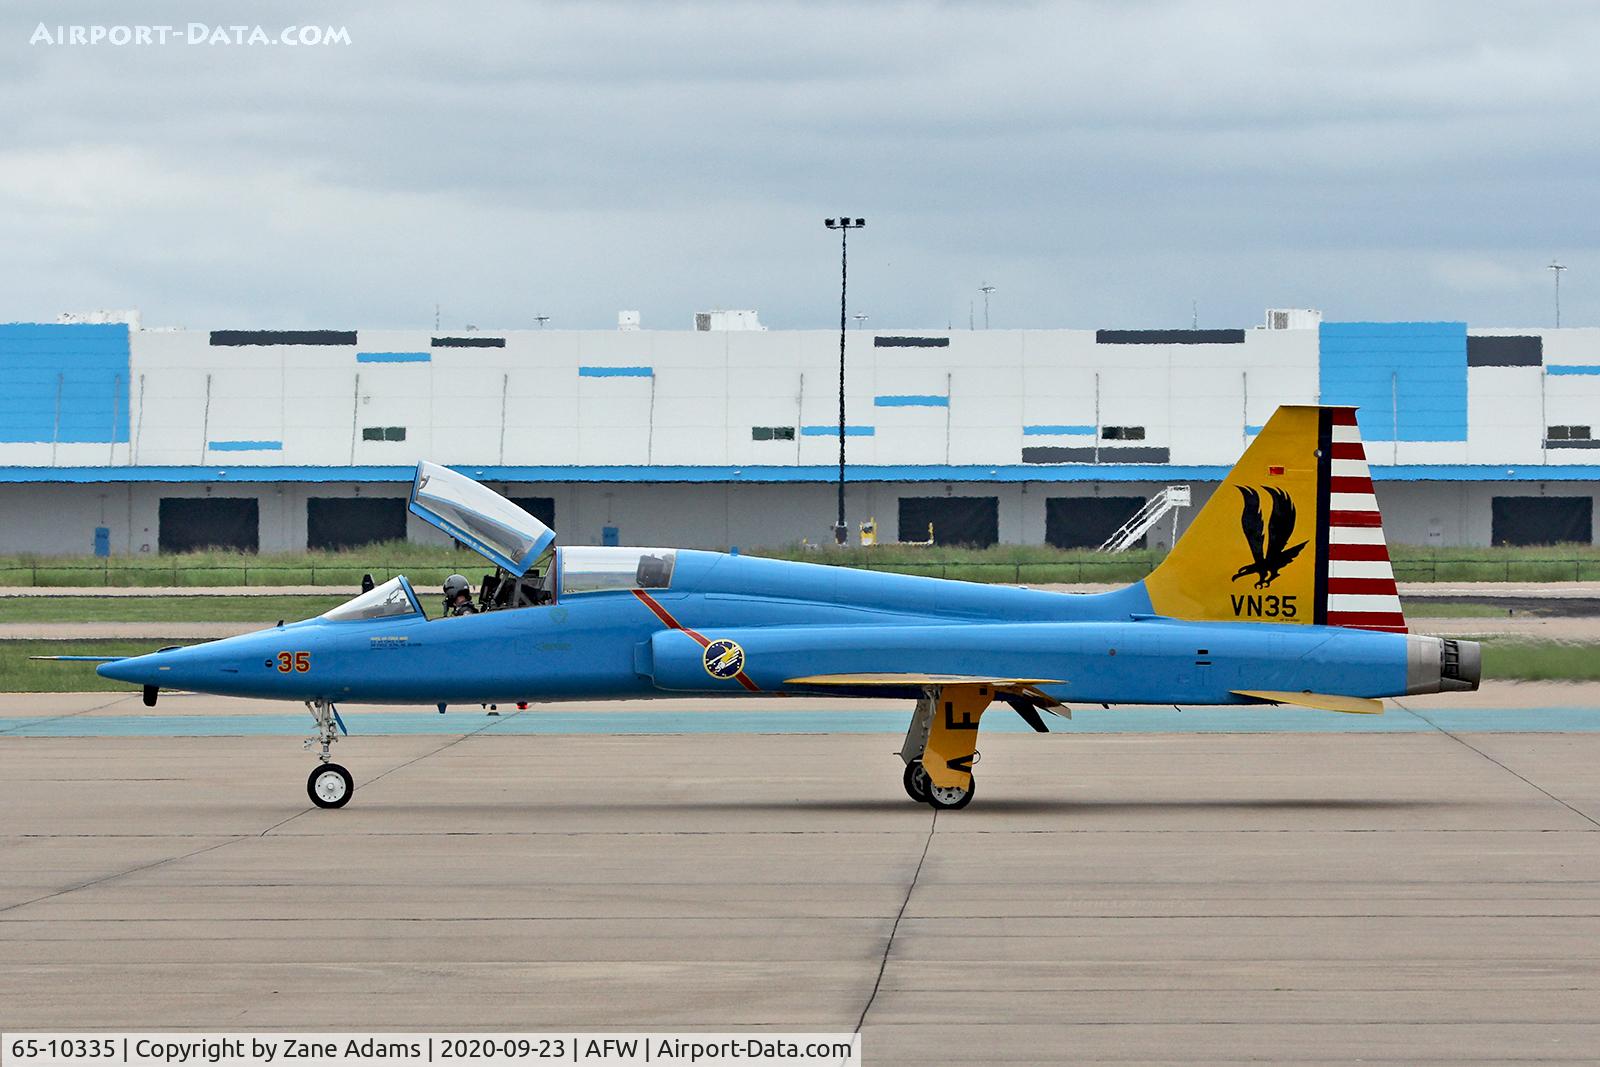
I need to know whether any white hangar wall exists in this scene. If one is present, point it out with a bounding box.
[2,319,1599,554]
[107,326,1322,469]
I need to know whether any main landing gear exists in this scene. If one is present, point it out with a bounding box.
[902,759,976,810]
[305,699,353,809]
[899,689,986,811]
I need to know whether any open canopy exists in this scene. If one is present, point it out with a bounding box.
[408,462,556,576]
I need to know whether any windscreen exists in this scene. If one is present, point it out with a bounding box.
[322,577,421,622]
[408,462,556,576]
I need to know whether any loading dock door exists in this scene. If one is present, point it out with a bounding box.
[158,498,260,553]
[898,497,999,547]
[1491,496,1593,546]
[307,497,409,550]
[1046,496,1148,549]
[511,497,557,531]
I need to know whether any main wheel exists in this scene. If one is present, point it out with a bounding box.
[926,777,975,811]
[902,760,930,803]
[307,763,354,809]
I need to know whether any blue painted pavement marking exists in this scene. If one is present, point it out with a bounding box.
[1,706,1597,737]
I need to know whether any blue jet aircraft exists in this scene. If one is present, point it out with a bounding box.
[92,405,1480,809]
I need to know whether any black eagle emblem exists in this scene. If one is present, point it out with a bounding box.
[1230,485,1308,589]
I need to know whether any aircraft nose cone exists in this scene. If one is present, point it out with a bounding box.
[96,653,161,685]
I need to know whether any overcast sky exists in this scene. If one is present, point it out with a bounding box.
[2,1,1597,331]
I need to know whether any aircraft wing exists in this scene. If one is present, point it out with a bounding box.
[786,672,1060,689]
[1234,689,1384,714]
[785,673,1066,708]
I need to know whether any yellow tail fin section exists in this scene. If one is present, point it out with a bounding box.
[1143,405,1406,632]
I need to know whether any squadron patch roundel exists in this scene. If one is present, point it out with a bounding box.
[702,639,746,680]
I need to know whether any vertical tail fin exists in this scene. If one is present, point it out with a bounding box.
[1143,405,1406,632]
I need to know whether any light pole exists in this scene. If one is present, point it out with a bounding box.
[979,284,995,329]
[1549,261,1566,328]
[853,312,868,329]
[824,216,865,545]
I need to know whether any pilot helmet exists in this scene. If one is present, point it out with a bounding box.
[443,574,472,602]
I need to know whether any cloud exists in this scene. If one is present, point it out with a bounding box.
[0,0,1597,329]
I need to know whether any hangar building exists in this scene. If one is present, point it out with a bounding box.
[0,310,1595,555]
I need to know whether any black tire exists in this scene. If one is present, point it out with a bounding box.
[902,760,931,803]
[926,776,975,811]
[307,763,354,809]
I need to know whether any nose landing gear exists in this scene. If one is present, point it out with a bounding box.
[304,699,353,809]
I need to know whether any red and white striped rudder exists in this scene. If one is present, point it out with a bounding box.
[1321,407,1406,632]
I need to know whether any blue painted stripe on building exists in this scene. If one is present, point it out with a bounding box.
[1547,365,1600,375]
[801,425,875,437]
[1245,424,1264,435]
[1023,425,1095,436]
[9,462,1600,485]
[2,705,1597,737]
[874,394,948,407]
[207,440,283,452]
[579,366,653,377]
[356,351,430,363]
[1318,321,1468,442]
[0,323,131,444]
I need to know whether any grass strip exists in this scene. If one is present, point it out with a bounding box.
[0,595,346,625]
[0,639,178,693]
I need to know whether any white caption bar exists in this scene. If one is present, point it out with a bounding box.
[2,1035,860,1067]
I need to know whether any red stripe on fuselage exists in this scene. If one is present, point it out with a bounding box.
[1330,442,1366,460]
[631,589,760,691]
[1328,510,1384,527]
[631,588,706,645]
[1329,408,1359,426]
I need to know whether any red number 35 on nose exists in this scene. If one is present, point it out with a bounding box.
[276,652,311,673]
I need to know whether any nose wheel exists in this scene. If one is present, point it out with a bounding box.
[307,763,353,808]
[304,699,353,809]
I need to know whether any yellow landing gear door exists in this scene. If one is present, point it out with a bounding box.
[922,684,999,790]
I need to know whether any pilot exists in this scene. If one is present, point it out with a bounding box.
[442,574,478,617]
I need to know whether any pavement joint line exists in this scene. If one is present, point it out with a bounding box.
[259,707,530,836]
[1,712,536,907]
[855,807,937,1033]
[0,834,250,917]
[1393,698,1600,831]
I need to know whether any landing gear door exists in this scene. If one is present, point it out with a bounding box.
[407,461,555,577]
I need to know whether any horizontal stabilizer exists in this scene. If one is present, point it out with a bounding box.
[1234,689,1383,715]
[28,655,127,662]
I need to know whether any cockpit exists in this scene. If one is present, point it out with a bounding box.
[315,463,684,622]
[477,547,677,610]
